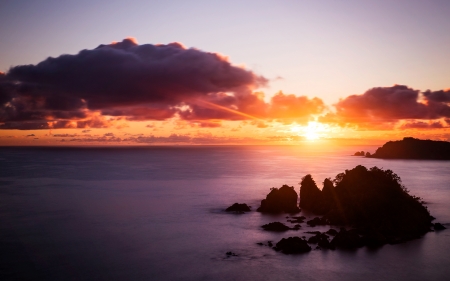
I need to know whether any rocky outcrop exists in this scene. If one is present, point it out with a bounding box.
[225,203,251,213]
[330,228,364,249]
[306,217,328,227]
[261,222,291,232]
[257,185,300,213]
[370,137,450,160]
[298,165,434,245]
[299,175,324,213]
[273,237,311,254]
[299,176,335,215]
[434,223,446,230]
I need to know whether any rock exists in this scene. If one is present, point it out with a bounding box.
[261,222,291,232]
[268,241,273,247]
[330,228,364,249]
[275,237,311,254]
[308,235,319,244]
[256,242,263,246]
[306,232,333,250]
[299,175,324,213]
[226,251,238,257]
[226,203,251,212]
[257,185,300,213]
[299,165,433,246]
[287,216,306,224]
[434,223,446,230]
[306,217,328,227]
[305,231,322,235]
[326,229,338,236]
[321,178,335,211]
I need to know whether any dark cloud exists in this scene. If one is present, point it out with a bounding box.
[53,133,78,137]
[423,89,450,103]
[1,38,327,129]
[321,85,450,128]
[1,38,272,129]
[399,121,445,130]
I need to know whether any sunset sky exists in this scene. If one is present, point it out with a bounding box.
[1,0,450,145]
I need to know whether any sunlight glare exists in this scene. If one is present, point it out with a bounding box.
[290,121,329,141]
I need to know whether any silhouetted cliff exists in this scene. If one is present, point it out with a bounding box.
[370,137,450,160]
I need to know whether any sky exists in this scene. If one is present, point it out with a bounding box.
[1,0,450,145]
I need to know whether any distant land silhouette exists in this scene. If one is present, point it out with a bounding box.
[358,137,450,160]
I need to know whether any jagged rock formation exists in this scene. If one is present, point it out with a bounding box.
[370,137,450,160]
[257,185,300,213]
[299,165,435,244]
[299,176,333,215]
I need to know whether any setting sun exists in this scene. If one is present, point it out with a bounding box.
[290,121,329,141]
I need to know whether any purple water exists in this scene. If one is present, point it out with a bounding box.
[1,145,449,280]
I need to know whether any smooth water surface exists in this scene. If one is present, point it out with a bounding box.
[0,145,449,280]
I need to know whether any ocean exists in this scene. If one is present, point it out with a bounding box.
[0,145,449,280]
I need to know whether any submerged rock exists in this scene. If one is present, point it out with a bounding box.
[434,223,446,230]
[330,228,364,249]
[261,222,291,232]
[306,217,328,227]
[257,185,300,213]
[225,203,251,213]
[274,237,311,254]
[287,216,306,224]
[326,229,338,236]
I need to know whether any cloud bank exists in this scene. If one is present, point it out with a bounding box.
[1,38,323,129]
[2,40,449,132]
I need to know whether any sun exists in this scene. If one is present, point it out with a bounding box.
[304,122,321,140]
[290,121,328,141]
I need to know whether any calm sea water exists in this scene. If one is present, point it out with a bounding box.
[0,145,449,281]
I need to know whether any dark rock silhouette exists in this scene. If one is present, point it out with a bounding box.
[274,237,311,254]
[369,137,450,160]
[299,165,434,245]
[434,223,446,230]
[257,184,300,213]
[287,216,306,224]
[299,175,325,213]
[261,222,291,232]
[226,252,238,257]
[225,203,251,213]
[306,217,328,227]
[321,178,335,213]
[330,228,364,249]
[326,229,338,236]
[353,151,365,156]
